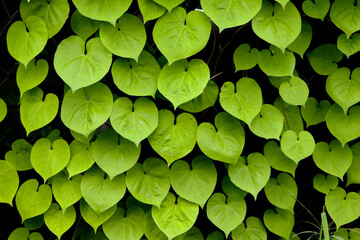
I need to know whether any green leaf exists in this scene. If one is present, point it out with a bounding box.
[325,104,360,146]
[307,44,343,75]
[143,210,167,240]
[54,36,112,91]
[126,157,170,208]
[20,0,69,38]
[70,10,101,41]
[275,0,290,9]
[258,46,295,77]
[148,110,197,166]
[103,206,145,240]
[330,0,360,38]
[0,98,6,122]
[5,139,33,171]
[279,77,309,106]
[174,226,204,240]
[80,166,126,214]
[206,231,224,240]
[263,208,294,240]
[233,43,259,71]
[264,141,297,177]
[326,67,360,113]
[15,179,52,223]
[72,0,132,24]
[153,7,211,64]
[30,138,70,182]
[228,153,271,199]
[152,0,184,12]
[280,130,315,164]
[313,174,338,194]
[249,104,284,140]
[6,16,48,68]
[313,140,353,180]
[274,97,304,134]
[100,13,146,60]
[287,19,312,58]
[52,172,82,212]
[206,193,246,238]
[111,50,161,97]
[79,199,117,233]
[200,0,262,32]
[60,82,113,137]
[347,142,360,186]
[325,187,360,229]
[66,140,94,178]
[44,203,76,239]
[337,33,360,58]
[16,59,48,98]
[264,173,297,212]
[301,97,331,127]
[219,77,262,125]
[70,130,95,146]
[251,0,301,52]
[91,129,141,179]
[170,155,217,208]
[24,216,44,231]
[302,0,330,21]
[231,216,267,240]
[152,192,199,240]
[138,0,166,23]
[222,176,247,199]
[197,112,245,165]
[20,87,59,136]
[0,160,19,206]
[8,228,44,240]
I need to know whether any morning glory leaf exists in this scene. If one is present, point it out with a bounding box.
[5,139,33,171]
[300,97,331,127]
[231,217,267,240]
[8,228,30,240]
[263,208,294,239]
[70,10,101,41]
[279,77,309,106]
[287,19,312,58]
[280,130,315,164]
[138,0,166,23]
[66,140,94,178]
[307,43,343,75]
[143,210,167,240]
[153,0,184,12]
[0,98,6,123]
[233,43,259,71]
[0,160,19,206]
[206,232,224,240]
[313,174,339,194]
[347,142,360,186]
[44,203,76,239]
[302,0,330,21]
[258,46,295,77]
[337,33,360,58]
[330,0,360,38]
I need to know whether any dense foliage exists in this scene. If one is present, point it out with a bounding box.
[1,0,360,239]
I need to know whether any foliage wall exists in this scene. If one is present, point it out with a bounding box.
[1,0,360,239]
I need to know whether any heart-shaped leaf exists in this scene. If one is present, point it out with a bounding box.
[103,206,145,240]
[197,112,245,165]
[265,173,298,212]
[44,203,76,239]
[20,87,59,136]
[16,59,48,98]
[252,0,301,52]
[337,33,360,58]
[264,141,297,177]
[126,157,170,207]
[274,97,304,134]
[0,160,19,206]
[326,67,360,113]
[325,187,360,229]
[111,97,158,146]
[66,140,94,178]
[61,82,113,137]
[206,193,246,238]
[222,176,247,199]
[138,0,166,23]
[313,140,353,180]
[280,130,315,164]
[206,231,224,240]
[143,210,167,240]
[219,77,262,125]
[91,129,140,179]
[326,104,360,146]
[228,152,271,199]
[279,77,309,106]
[8,228,44,240]
[153,7,211,64]
[52,172,82,212]
[231,216,267,240]
[0,98,6,123]
[72,0,132,24]
[347,142,360,186]
[152,192,199,240]
[158,59,210,109]
[148,110,197,166]
[7,16,47,67]
[100,13,146,60]
[302,0,330,21]
[54,36,112,91]
[233,43,259,71]
[5,139,33,171]
[30,138,70,182]
[330,0,360,38]
[200,0,262,32]
[70,130,95,146]
[263,208,294,240]
[79,199,117,233]
[111,50,161,97]
[153,0,184,12]
[23,215,44,231]
[15,179,52,222]
[287,19,312,58]
[70,10,101,41]
[249,104,284,140]
[20,0,69,38]
[258,46,295,77]
[170,155,216,208]
[80,166,126,214]
[174,226,203,240]
[313,174,339,194]
[301,97,331,127]
[307,44,343,75]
